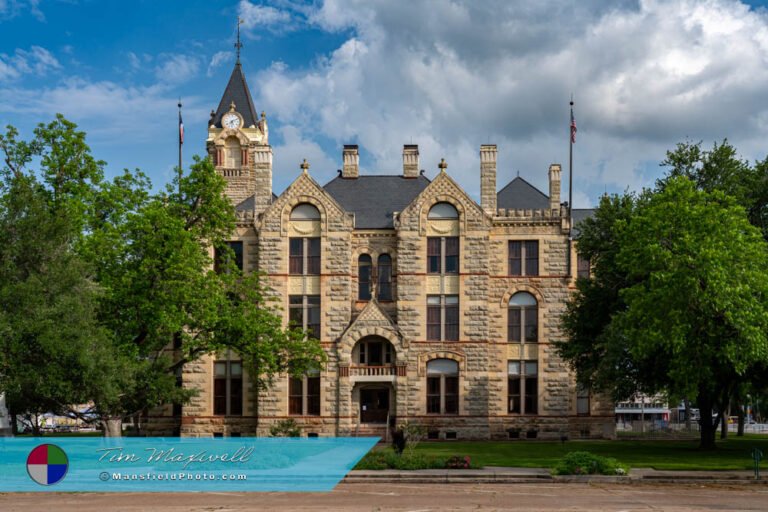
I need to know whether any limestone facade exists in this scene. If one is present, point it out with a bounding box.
[147,62,615,440]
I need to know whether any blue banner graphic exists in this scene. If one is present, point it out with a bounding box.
[0,437,378,492]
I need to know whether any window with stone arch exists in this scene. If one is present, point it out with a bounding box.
[358,254,372,301]
[224,136,242,168]
[426,358,459,415]
[289,203,321,275]
[427,202,459,275]
[508,292,538,343]
[377,254,393,301]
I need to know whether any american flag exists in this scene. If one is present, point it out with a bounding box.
[178,109,184,145]
[570,107,577,144]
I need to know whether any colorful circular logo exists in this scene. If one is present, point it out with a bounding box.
[26,444,69,486]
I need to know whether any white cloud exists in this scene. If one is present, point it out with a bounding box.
[0,46,61,82]
[207,51,233,77]
[0,78,205,144]
[238,0,299,34]
[154,54,200,84]
[0,0,43,21]
[251,0,768,206]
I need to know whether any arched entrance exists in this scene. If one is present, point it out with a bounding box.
[351,336,397,424]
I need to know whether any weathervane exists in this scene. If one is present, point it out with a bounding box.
[235,17,244,63]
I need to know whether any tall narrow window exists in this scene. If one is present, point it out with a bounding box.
[577,254,591,279]
[577,385,590,416]
[288,373,321,416]
[426,359,459,415]
[508,360,537,415]
[213,360,243,416]
[509,241,539,276]
[508,292,538,342]
[358,254,372,301]
[377,254,392,301]
[214,241,244,273]
[427,295,459,341]
[289,238,320,275]
[427,237,459,274]
[289,295,321,339]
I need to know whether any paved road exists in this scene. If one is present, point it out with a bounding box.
[1,483,767,511]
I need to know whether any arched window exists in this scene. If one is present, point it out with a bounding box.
[426,359,459,414]
[508,292,538,342]
[358,254,372,301]
[428,202,459,219]
[224,136,242,167]
[290,203,321,220]
[377,254,392,301]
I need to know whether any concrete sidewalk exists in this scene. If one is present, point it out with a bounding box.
[345,466,766,485]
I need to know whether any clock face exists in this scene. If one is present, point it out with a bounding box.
[223,113,241,129]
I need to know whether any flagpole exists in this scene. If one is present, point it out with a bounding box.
[568,96,574,279]
[178,99,183,194]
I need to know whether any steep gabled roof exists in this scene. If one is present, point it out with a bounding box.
[323,175,431,229]
[213,63,259,129]
[496,176,550,210]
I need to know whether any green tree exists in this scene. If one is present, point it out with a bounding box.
[0,173,113,435]
[1,117,326,436]
[560,178,768,449]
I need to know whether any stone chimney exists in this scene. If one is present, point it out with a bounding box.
[403,144,419,178]
[253,145,273,216]
[548,164,561,212]
[480,144,497,215]
[342,145,359,178]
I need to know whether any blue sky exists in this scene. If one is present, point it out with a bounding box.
[2,0,768,206]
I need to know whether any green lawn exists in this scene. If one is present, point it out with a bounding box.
[410,435,768,471]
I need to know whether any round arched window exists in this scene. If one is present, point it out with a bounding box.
[508,292,538,342]
[426,359,459,414]
[428,202,459,219]
[290,203,321,220]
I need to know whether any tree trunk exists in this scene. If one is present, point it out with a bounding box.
[698,393,717,450]
[737,405,745,437]
[102,418,123,437]
[720,412,728,439]
[684,398,692,431]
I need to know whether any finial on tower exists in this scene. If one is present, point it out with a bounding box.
[438,158,448,172]
[300,159,310,173]
[235,17,244,64]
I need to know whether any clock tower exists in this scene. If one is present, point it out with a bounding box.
[206,53,272,218]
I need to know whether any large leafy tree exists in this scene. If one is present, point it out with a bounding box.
[0,116,325,436]
[560,177,768,449]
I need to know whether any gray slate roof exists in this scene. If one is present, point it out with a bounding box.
[212,63,259,129]
[571,208,595,238]
[324,175,431,229]
[497,177,550,210]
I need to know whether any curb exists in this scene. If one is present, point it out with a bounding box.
[343,470,768,485]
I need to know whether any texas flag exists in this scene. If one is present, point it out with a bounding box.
[179,109,184,145]
[570,108,577,144]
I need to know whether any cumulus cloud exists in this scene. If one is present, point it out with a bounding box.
[238,0,296,35]
[251,0,768,205]
[0,46,61,81]
[207,51,233,77]
[154,54,200,84]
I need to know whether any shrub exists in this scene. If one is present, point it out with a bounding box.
[551,451,629,476]
[445,455,472,469]
[269,419,301,437]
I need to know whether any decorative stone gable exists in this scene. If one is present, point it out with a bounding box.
[396,170,489,235]
[338,299,404,361]
[258,169,354,233]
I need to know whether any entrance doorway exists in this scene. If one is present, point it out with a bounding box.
[360,387,390,423]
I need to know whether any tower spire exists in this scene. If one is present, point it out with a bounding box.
[235,17,243,64]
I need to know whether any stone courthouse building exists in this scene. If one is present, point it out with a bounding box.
[156,59,615,440]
